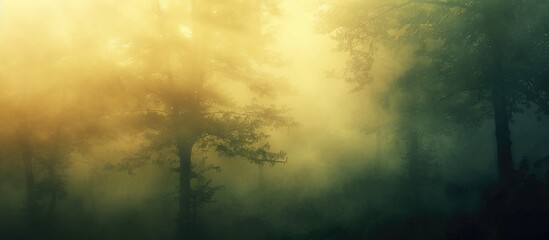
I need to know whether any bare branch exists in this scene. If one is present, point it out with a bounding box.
[428,86,488,111]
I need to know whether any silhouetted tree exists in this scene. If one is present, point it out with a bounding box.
[319,0,549,187]
[102,0,293,237]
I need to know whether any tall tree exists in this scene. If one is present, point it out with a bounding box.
[319,0,549,187]
[103,0,293,237]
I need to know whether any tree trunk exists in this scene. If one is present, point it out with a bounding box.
[407,129,419,181]
[404,127,421,210]
[47,192,57,219]
[21,135,38,226]
[258,164,265,189]
[176,139,193,238]
[491,79,514,187]
[257,164,266,207]
[482,2,514,187]
[375,131,382,165]
[23,152,37,218]
[47,165,58,219]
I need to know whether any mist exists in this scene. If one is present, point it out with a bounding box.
[1,0,549,239]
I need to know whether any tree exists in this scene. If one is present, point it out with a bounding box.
[0,1,119,231]
[0,86,108,231]
[319,0,549,187]
[102,0,293,237]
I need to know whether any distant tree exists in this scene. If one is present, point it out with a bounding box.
[0,1,117,229]
[0,91,107,230]
[380,62,442,210]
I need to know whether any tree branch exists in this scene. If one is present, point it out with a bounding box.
[428,86,488,111]
[376,0,471,19]
[375,1,415,19]
[412,0,470,9]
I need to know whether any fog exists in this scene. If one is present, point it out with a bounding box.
[1,0,549,240]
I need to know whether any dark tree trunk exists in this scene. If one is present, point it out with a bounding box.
[47,192,57,218]
[375,131,382,164]
[21,135,38,226]
[47,164,58,219]
[23,152,36,218]
[258,164,265,189]
[257,164,266,207]
[405,127,421,210]
[176,139,193,238]
[482,3,515,187]
[491,79,514,187]
[407,128,420,183]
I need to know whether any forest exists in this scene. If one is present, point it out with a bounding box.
[1,0,549,239]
